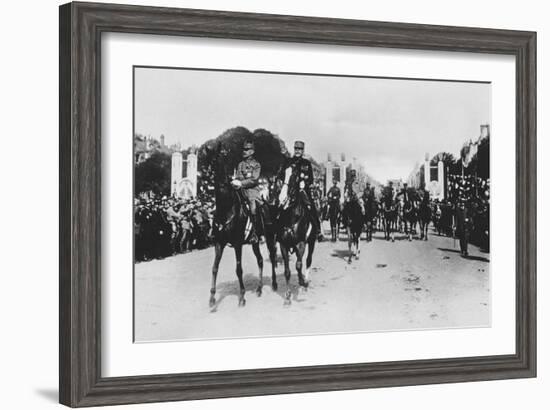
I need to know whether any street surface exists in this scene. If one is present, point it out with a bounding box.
[135,224,490,342]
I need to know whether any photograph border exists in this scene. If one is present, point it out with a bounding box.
[59,2,536,407]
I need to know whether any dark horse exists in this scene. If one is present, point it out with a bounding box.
[402,198,418,241]
[418,194,432,241]
[364,195,378,242]
[342,197,364,264]
[382,196,397,242]
[275,173,317,305]
[327,201,341,242]
[209,146,277,308]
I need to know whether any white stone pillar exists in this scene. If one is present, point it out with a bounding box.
[186,153,198,198]
[325,160,333,194]
[424,153,430,188]
[437,160,444,200]
[171,152,183,196]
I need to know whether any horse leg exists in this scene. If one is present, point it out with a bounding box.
[234,245,246,307]
[355,233,360,260]
[252,242,264,297]
[305,239,315,283]
[268,236,278,291]
[210,242,225,307]
[347,227,353,264]
[425,222,429,241]
[295,242,308,288]
[280,244,292,305]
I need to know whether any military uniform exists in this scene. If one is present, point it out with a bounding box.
[361,184,372,202]
[235,156,261,215]
[327,185,341,204]
[344,180,361,200]
[279,156,315,195]
[344,178,364,215]
[454,199,474,256]
[278,141,321,238]
[382,185,395,202]
[396,187,413,203]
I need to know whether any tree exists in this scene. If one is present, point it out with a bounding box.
[430,152,456,167]
[135,151,171,196]
[197,126,290,180]
[465,136,490,179]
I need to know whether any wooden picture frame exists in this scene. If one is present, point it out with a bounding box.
[59,1,536,407]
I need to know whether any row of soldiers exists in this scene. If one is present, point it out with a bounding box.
[323,177,489,256]
[134,196,215,262]
[136,141,489,260]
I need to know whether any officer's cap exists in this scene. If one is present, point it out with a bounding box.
[243,141,254,150]
[294,141,305,149]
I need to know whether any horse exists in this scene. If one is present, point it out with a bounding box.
[396,197,405,233]
[209,145,276,308]
[402,199,418,241]
[382,196,397,242]
[418,196,432,241]
[327,200,341,242]
[275,171,317,305]
[342,197,364,263]
[364,195,378,242]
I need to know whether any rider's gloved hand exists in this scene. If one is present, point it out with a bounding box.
[231,180,242,189]
[299,181,305,189]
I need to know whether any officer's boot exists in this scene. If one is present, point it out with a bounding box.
[248,202,259,244]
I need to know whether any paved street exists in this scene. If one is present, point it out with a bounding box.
[135,224,490,342]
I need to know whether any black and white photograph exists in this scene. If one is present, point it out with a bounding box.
[133,66,491,342]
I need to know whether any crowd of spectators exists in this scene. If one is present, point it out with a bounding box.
[134,193,215,262]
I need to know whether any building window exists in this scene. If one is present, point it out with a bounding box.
[332,167,341,182]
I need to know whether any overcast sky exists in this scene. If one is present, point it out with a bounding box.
[135,67,490,182]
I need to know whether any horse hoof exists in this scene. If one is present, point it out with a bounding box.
[299,279,309,289]
[347,259,352,264]
[272,282,278,291]
[284,298,291,306]
[238,298,246,307]
[209,297,216,308]
[256,287,262,297]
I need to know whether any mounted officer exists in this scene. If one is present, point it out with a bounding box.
[382,180,395,202]
[396,182,413,203]
[231,140,262,243]
[343,170,365,214]
[327,179,341,205]
[361,182,374,204]
[278,140,322,239]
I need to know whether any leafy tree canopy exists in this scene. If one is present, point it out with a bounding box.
[198,126,290,178]
[135,151,171,196]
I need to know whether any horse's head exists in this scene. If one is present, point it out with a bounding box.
[211,144,234,189]
[266,177,281,207]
